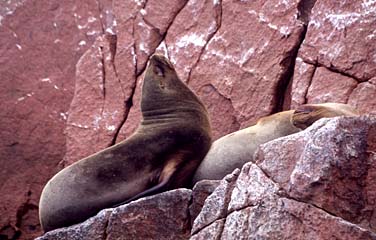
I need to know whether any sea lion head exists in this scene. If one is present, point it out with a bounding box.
[291,103,359,129]
[141,54,206,115]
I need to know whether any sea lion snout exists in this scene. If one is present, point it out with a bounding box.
[149,54,174,70]
[291,105,318,129]
[145,55,176,90]
[292,103,359,130]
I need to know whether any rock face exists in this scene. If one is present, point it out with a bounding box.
[192,116,376,239]
[289,0,376,114]
[255,116,376,231]
[63,0,376,168]
[36,116,376,239]
[61,0,190,166]
[0,0,109,239]
[1,0,376,239]
[36,189,192,240]
[35,181,221,240]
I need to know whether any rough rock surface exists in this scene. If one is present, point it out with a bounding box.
[118,0,308,141]
[35,182,222,240]
[255,116,376,231]
[62,0,190,165]
[289,0,376,114]
[62,33,128,167]
[191,116,376,239]
[189,180,220,226]
[36,116,376,239]
[0,0,110,239]
[36,189,193,240]
[1,0,376,239]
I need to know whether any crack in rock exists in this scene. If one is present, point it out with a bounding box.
[135,0,191,78]
[275,0,319,112]
[303,61,316,104]
[305,60,365,83]
[101,215,109,240]
[273,26,307,113]
[186,0,223,85]
[111,0,192,143]
[191,169,240,235]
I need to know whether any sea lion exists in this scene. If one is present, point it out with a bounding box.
[192,103,358,184]
[39,54,212,232]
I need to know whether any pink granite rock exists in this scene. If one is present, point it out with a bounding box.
[289,60,376,115]
[348,77,376,115]
[133,0,188,74]
[289,57,316,109]
[256,116,376,231]
[191,116,376,239]
[2,0,376,239]
[305,67,358,104]
[288,0,376,113]
[165,0,222,82]
[189,180,220,225]
[190,219,224,240]
[62,34,128,167]
[106,190,191,240]
[0,0,107,239]
[36,189,192,240]
[192,150,376,240]
[115,75,143,141]
[219,197,376,240]
[299,0,376,81]
[188,0,306,131]
[191,169,240,234]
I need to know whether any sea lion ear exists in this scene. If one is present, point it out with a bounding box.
[155,65,165,77]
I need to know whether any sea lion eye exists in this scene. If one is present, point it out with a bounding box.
[155,65,165,77]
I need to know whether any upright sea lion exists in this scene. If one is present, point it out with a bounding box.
[39,54,212,232]
[192,103,358,184]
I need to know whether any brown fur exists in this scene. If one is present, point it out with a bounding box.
[292,103,359,129]
[192,103,358,184]
[39,54,212,232]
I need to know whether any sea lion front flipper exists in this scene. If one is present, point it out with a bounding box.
[112,175,172,207]
[113,151,185,207]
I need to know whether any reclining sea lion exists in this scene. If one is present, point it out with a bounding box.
[192,103,359,184]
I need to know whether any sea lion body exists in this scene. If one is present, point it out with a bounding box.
[192,103,358,184]
[39,55,211,232]
[192,110,299,183]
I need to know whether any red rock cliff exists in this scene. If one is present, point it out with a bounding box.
[0,0,375,239]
